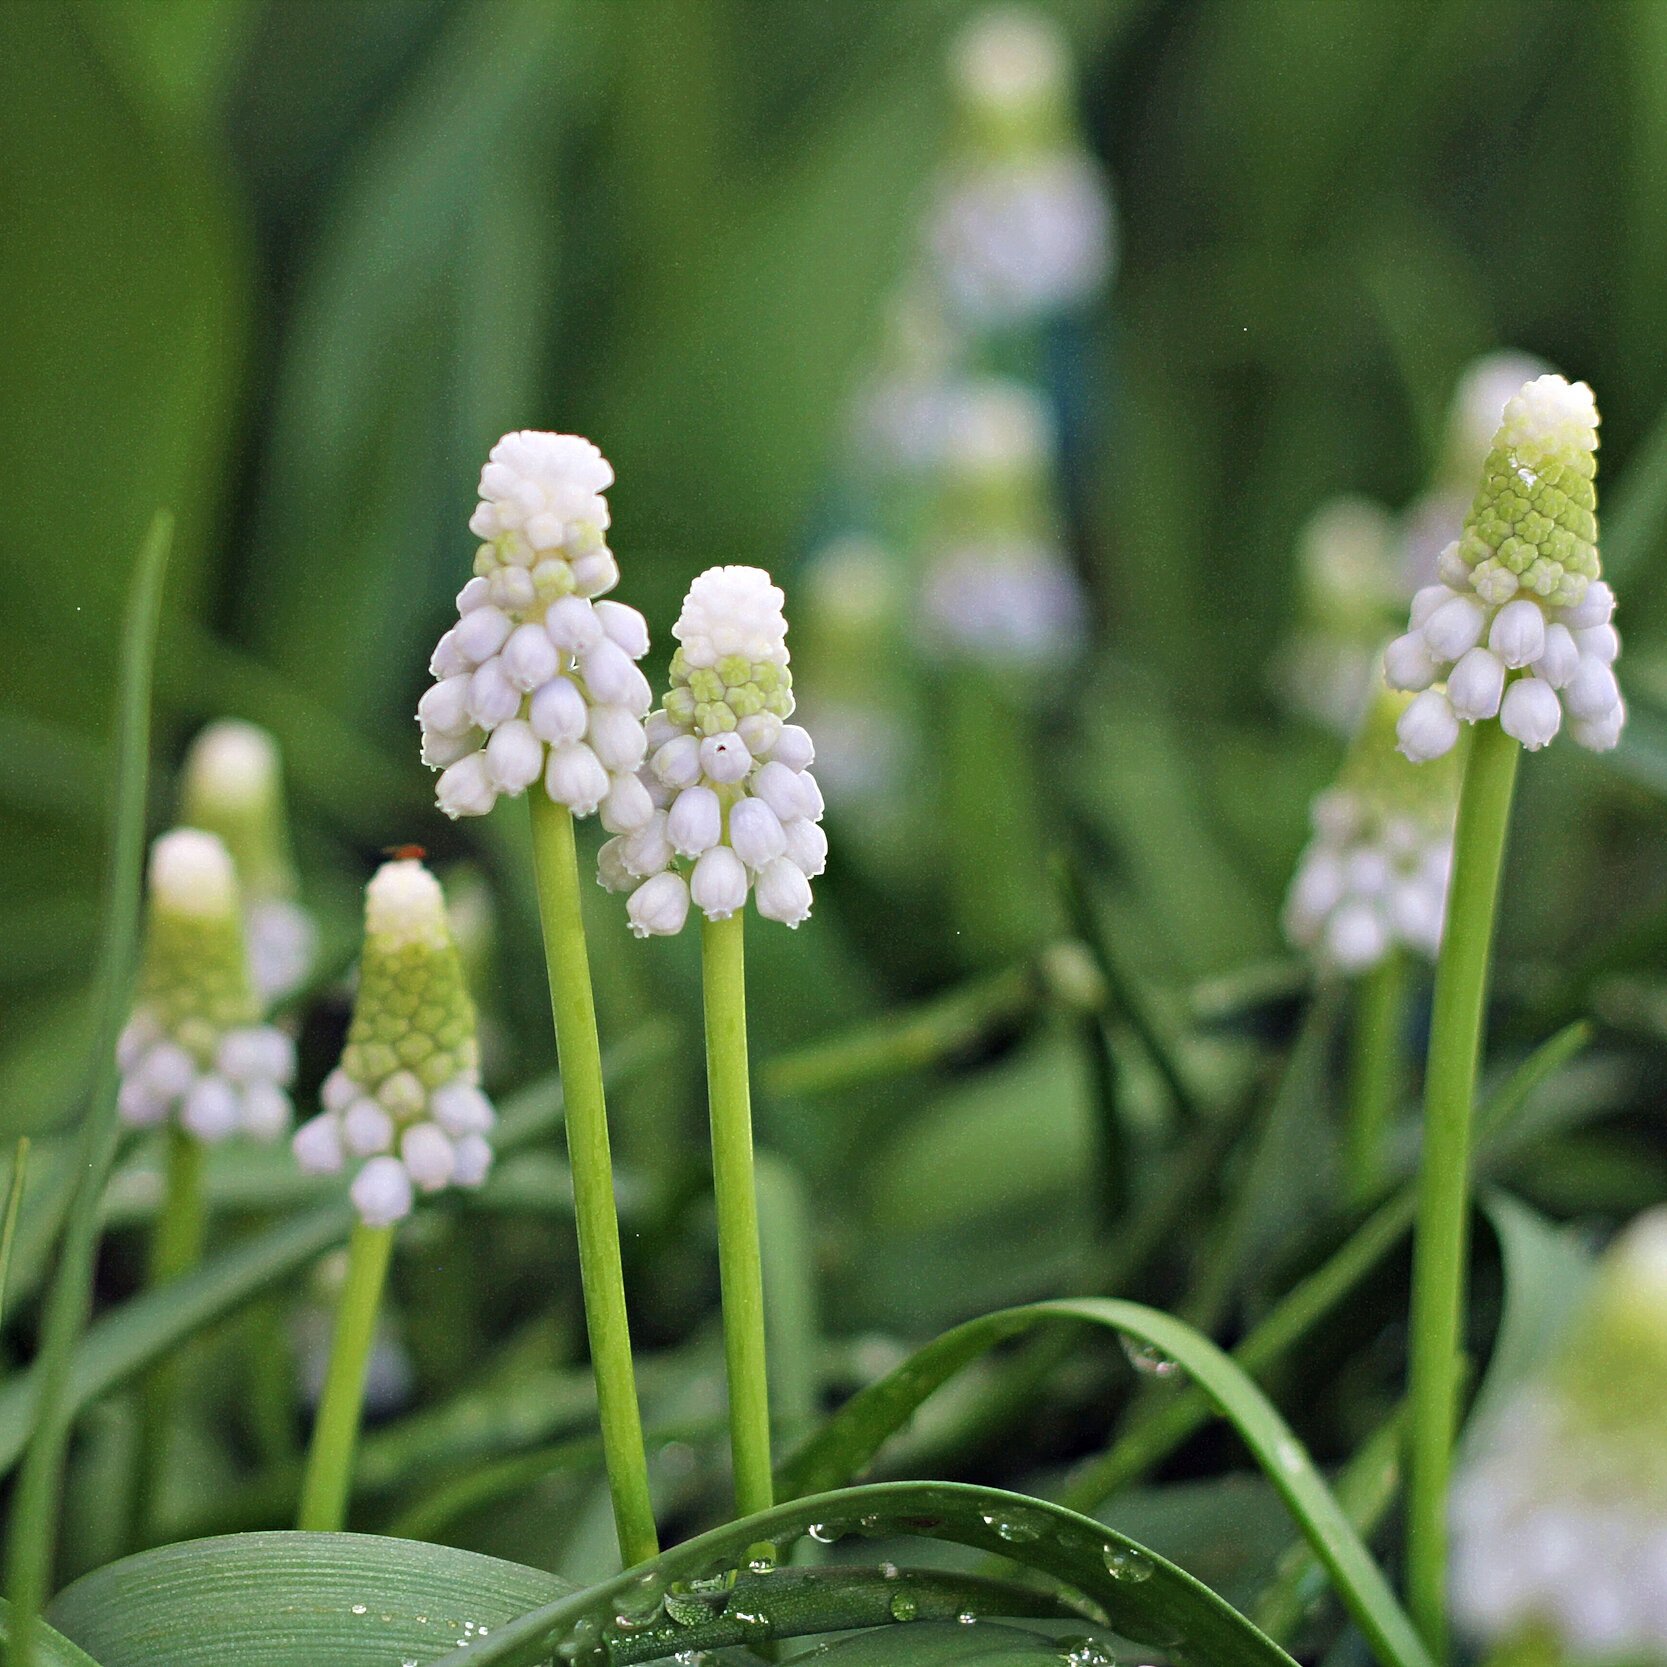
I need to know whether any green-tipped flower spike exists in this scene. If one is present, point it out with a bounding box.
[604,566,826,934]
[1283,688,1459,972]
[291,860,494,1227]
[1274,496,1404,733]
[117,830,296,1143]
[1387,375,1623,759]
[1451,1209,1667,1662]
[928,7,1114,326]
[920,379,1087,665]
[180,719,317,1004]
[420,432,655,827]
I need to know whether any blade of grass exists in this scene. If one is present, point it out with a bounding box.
[0,1138,32,1331]
[5,512,171,1661]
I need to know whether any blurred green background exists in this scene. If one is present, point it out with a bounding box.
[8,0,1667,1588]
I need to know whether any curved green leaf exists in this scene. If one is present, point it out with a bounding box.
[47,1532,572,1667]
[777,1301,1431,1667]
[0,1598,103,1667]
[426,1479,1297,1667]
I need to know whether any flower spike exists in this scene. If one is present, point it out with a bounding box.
[117,830,296,1142]
[292,860,494,1225]
[605,565,825,933]
[419,432,654,823]
[1386,374,1622,758]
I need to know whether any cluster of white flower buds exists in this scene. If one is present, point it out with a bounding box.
[928,9,1114,328]
[1283,692,1458,972]
[598,566,827,936]
[1452,1210,1667,1662]
[1386,376,1623,759]
[419,431,654,826]
[117,830,296,1142]
[180,719,317,1004]
[919,379,1087,665]
[292,861,494,1227]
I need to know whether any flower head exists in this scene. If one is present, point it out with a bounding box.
[180,719,316,1004]
[928,9,1115,327]
[1283,690,1458,972]
[117,830,296,1143]
[291,860,494,1226]
[1452,1209,1667,1661]
[1385,375,1621,758]
[602,566,825,933]
[420,432,654,823]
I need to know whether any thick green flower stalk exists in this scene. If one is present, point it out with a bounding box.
[1283,689,1459,974]
[927,7,1114,330]
[117,829,296,1144]
[1393,374,1619,1655]
[290,859,493,1228]
[179,719,316,1004]
[1452,1211,1667,1662]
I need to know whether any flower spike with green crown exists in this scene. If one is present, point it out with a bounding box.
[1386,374,1622,759]
[291,859,494,1227]
[602,565,826,935]
[1451,1210,1667,1663]
[1284,689,1459,972]
[180,719,317,1004]
[117,829,296,1143]
[419,431,655,825]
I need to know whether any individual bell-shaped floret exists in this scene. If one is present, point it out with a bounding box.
[290,860,495,1226]
[1451,1208,1667,1662]
[600,566,826,933]
[926,7,1115,327]
[180,719,317,1004]
[419,432,655,824]
[117,830,296,1142]
[1283,690,1459,973]
[1386,375,1623,760]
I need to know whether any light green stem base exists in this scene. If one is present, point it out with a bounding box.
[527,792,658,1567]
[131,1126,205,1544]
[1405,720,1520,1657]
[297,1219,394,1531]
[1345,950,1406,1207]
[701,911,774,1520]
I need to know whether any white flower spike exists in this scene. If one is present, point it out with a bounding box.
[1385,375,1621,760]
[1452,1209,1667,1662]
[291,860,495,1226]
[1283,690,1459,972]
[116,830,296,1143]
[180,719,317,1004]
[419,432,654,823]
[601,566,825,932]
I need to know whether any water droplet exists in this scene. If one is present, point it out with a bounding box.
[664,1587,725,1628]
[1120,1337,1185,1380]
[890,1592,919,1622]
[1059,1637,1118,1665]
[981,1506,1043,1543]
[807,1521,846,1544]
[745,1553,775,1576]
[731,1606,770,1638]
[957,1610,978,1625]
[1103,1546,1154,1583]
[879,1562,900,1580]
[349,1604,368,1616]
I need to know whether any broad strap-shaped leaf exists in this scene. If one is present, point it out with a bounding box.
[777,1301,1432,1667]
[424,1479,1299,1667]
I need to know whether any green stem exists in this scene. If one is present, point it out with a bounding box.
[296,1219,394,1531]
[526,792,659,1567]
[130,1127,205,1542]
[701,911,774,1520]
[1405,719,1520,1657]
[1345,950,1407,1206]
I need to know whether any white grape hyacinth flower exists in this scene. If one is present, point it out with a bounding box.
[1385,375,1622,760]
[117,830,296,1143]
[290,860,494,1227]
[420,432,654,825]
[1451,1209,1667,1663]
[1283,692,1458,973]
[600,566,825,934]
[181,718,317,1004]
